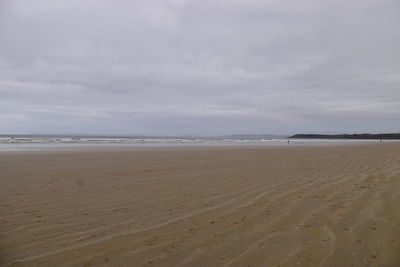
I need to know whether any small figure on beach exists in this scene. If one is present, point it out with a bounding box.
[288,139,290,144]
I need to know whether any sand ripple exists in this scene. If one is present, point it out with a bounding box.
[1,144,400,266]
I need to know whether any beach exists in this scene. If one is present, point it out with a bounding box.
[1,143,400,266]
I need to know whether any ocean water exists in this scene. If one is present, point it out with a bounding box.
[0,135,387,151]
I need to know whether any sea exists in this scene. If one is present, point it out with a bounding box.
[0,134,389,152]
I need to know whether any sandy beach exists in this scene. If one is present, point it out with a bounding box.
[1,143,400,267]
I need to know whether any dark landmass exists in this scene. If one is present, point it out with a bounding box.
[289,133,400,140]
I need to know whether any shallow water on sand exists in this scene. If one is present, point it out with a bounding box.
[0,135,389,151]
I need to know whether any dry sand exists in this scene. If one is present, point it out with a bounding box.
[1,144,400,267]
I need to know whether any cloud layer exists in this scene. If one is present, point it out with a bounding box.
[1,0,399,135]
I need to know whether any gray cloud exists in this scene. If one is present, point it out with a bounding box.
[1,0,399,135]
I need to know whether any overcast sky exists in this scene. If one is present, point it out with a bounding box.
[0,0,399,136]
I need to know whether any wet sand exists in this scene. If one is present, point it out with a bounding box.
[1,144,400,266]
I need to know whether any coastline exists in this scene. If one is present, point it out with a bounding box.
[0,138,395,153]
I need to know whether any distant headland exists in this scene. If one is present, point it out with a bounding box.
[289,133,400,140]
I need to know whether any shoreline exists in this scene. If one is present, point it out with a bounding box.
[0,138,396,153]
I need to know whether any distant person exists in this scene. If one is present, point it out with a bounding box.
[288,139,290,144]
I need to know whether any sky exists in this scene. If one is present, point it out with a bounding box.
[0,0,399,136]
